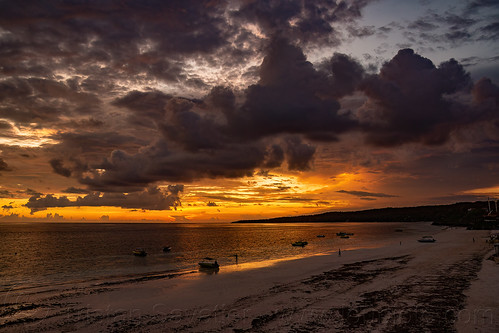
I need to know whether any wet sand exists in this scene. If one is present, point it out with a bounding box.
[1,227,497,332]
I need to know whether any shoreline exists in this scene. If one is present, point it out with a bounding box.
[1,227,497,332]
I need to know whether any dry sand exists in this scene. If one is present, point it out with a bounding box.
[1,227,497,332]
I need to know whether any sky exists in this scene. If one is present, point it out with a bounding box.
[0,0,499,223]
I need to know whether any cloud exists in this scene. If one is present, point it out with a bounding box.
[44,44,499,196]
[0,158,12,171]
[0,1,230,83]
[229,38,360,141]
[337,190,398,198]
[24,185,183,214]
[49,158,72,177]
[358,49,472,146]
[75,142,267,192]
[0,78,101,125]
[46,213,64,220]
[466,0,499,13]
[48,39,366,191]
[1,0,498,213]
[62,187,90,194]
[263,144,285,169]
[233,0,375,46]
[479,22,499,41]
[284,136,316,171]
[0,189,13,198]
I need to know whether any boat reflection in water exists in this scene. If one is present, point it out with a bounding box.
[198,266,220,275]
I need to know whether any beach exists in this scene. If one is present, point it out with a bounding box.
[1,227,497,332]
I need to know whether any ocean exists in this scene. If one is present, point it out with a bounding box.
[0,221,438,292]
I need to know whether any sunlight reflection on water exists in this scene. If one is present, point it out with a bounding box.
[0,221,438,289]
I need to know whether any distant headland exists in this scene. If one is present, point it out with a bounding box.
[233,201,499,229]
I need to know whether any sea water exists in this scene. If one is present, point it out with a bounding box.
[0,221,438,291]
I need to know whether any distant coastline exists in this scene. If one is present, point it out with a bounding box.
[233,201,499,229]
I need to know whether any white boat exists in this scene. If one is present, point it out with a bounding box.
[198,257,219,268]
[418,236,436,243]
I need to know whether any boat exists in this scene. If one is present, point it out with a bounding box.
[292,241,308,247]
[336,232,354,236]
[198,257,219,269]
[162,246,171,252]
[132,248,147,256]
[317,235,325,238]
[418,236,436,243]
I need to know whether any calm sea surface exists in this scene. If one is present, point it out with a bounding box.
[0,221,437,291]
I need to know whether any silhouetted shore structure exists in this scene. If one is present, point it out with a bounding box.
[233,201,499,229]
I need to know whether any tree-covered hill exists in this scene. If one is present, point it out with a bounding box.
[233,201,498,229]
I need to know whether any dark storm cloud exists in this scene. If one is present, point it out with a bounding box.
[0,0,230,82]
[159,98,226,152]
[2,0,498,214]
[358,49,472,146]
[50,131,148,155]
[50,42,498,198]
[337,190,398,198]
[472,78,499,104]
[466,0,499,13]
[233,0,375,46]
[58,37,364,193]
[62,187,90,194]
[479,22,499,40]
[284,136,316,171]
[0,158,11,172]
[0,78,101,125]
[75,141,267,192]
[263,145,285,169]
[49,158,72,177]
[229,38,360,141]
[25,185,183,214]
[18,188,43,197]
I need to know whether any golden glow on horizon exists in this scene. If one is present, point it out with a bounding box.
[0,169,383,222]
[463,186,499,196]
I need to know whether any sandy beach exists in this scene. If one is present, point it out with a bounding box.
[1,227,497,332]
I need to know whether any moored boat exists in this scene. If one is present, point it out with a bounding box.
[198,257,219,268]
[133,248,147,256]
[336,232,354,236]
[418,236,436,243]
